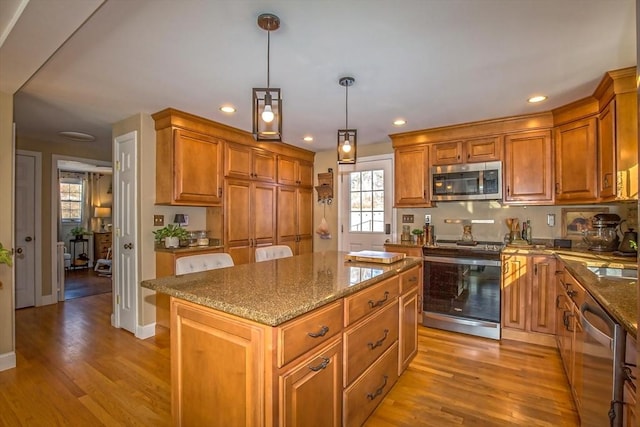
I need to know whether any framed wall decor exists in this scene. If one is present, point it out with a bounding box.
[561,207,609,239]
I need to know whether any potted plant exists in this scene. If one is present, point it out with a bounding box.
[412,228,424,245]
[153,224,189,248]
[69,226,92,240]
[0,242,12,267]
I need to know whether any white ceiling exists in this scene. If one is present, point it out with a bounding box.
[2,0,637,154]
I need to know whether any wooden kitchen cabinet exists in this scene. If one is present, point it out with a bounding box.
[594,67,638,201]
[623,334,637,427]
[503,130,554,204]
[277,156,313,187]
[398,265,421,374]
[225,179,276,265]
[224,142,276,183]
[554,116,598,203]
[430,136,501,165]
[277,186,313,255]
[280,337,343,427]
[394,144,430,207]
[502,254,556,343]
[155,127,223,206]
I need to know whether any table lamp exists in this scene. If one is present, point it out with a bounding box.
[94,206,112,232]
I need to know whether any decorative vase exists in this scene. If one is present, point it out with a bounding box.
[165,236,179,248]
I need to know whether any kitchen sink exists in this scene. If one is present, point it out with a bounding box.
[586,266,637,280]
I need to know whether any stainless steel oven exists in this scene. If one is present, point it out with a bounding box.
[423,242,502,340]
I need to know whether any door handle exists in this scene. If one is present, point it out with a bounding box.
[25,236,33,242]
[16,247,23,254]
[124,243,133,250]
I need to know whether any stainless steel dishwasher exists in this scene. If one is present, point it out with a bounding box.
[578,293,625,427]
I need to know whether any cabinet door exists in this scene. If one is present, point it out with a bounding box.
[465,136,502,163]
[297,161,314,187]
[278,156,298,186]
[172,299,265,427]
[280,338,342,427]
[225,179,252,264]
[172,129,223,205]
[224,143,253,180]
[554,117,598,202]
[501,255,527,330]
[297,187,314,244]
[431,141,463,165]
[598,99,616,200]
[252,182,277,247]
[394,145,429,207]
[277,186,298,243]
[398,286,418,375]
[252,149,276,182]
[555,279,572,380]
[530,255,556,335]
[503,130,553,204]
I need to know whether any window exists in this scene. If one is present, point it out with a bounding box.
[60,181,83,222]
[349,169,385,232]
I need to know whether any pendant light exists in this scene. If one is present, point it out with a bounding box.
[337,76,357,164]
[253,13,282,141]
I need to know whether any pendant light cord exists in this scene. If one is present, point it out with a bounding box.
[345,83,349,128]
[266,30,271,89]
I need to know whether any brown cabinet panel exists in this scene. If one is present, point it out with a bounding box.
[277,186,313,255]
[398,287,418,375]
[503,130,553,204]
[502,254,527,330]
[224,143,276,182]
[431,141,462,165]
[431,136,502,166]
[280,338,343,427]
[530,256,556,335]
[598,100,616,200]
[278,156,313,187]
[156,128,223,206]
[344,276,399,327]
[394,145,429,207]
[554,117,598,202]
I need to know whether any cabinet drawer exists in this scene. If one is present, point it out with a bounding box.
[278,300,343,367]
[343,342,399,427]
[344,276,399,327]
[344,300,399,386]
[399,265,420,294]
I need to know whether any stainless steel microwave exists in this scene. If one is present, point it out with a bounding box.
[431,161,502,201]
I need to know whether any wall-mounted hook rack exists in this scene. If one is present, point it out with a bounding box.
[315,171,334,204]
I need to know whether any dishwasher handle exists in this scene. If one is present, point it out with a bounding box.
[580,302,614,350]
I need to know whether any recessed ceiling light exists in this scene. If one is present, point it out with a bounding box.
[303,136,313,142]
[219,105,236,113]
[58,131,95,142]
[393,119,407,126]
[527,95,547,103]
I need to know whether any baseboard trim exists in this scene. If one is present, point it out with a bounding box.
[40,293,57,306]
[501,328,556,347]
[0,351,16,372]
[136,322,156,340]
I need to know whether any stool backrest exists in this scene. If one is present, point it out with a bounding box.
[255,245,293,263]
[175,253,234,275]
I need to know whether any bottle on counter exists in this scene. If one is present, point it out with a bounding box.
[526,220,532,244]
[521,222,528,243]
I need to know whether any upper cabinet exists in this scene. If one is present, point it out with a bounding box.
[278,156,313,187]
[393,144,430,207]
[431,136,502,165]
[503,130,553,205]
[593,67,638,201]
[224,142,276,182]
[153,109,224,206]
[552,98,599,203]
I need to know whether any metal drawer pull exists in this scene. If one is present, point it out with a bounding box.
[368,329,390,350]
[407,276,417,283]
[308,325,329,338]
[366,375,388,401]
[368,291,390,308]
[309,357,330,372]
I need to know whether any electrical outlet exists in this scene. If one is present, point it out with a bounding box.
[154,214,164,226]
[402,215,414,223]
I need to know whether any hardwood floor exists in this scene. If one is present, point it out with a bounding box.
[64,267,112,300]
[0,294,578,426]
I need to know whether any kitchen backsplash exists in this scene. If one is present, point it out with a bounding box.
[397,201,636,246]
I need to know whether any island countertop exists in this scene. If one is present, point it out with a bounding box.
[141,250,422,327]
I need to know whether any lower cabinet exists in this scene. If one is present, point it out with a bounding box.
[501,254,556,344]
[169,269,418,426]
[623,334,638,427]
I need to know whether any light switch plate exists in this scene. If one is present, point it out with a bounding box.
[402,214,414,223]
[547,214,555,227]
[154,214,164,226]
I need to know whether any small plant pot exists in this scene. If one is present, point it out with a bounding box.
[165,236,180,248]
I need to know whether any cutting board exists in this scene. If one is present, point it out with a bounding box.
[344,250,406,264]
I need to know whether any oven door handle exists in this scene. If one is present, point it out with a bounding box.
[580,302,614,350]
[423,255,501,267]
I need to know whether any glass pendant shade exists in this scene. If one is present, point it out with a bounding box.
[337,129,357,164]
[253,88,282,140]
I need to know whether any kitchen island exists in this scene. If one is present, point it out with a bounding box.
[142,251,422,427]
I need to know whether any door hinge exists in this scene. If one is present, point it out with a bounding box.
[116,294,120,305]
[115,160,121,171]
[341,224,344,233]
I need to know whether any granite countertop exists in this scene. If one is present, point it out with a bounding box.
[503,246,638,338]
[154,244,225,254]
[142,251,422,327]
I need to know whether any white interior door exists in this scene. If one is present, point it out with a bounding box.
[339,155,395,252]
[15,153,36,308]
[113,131,137,333]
